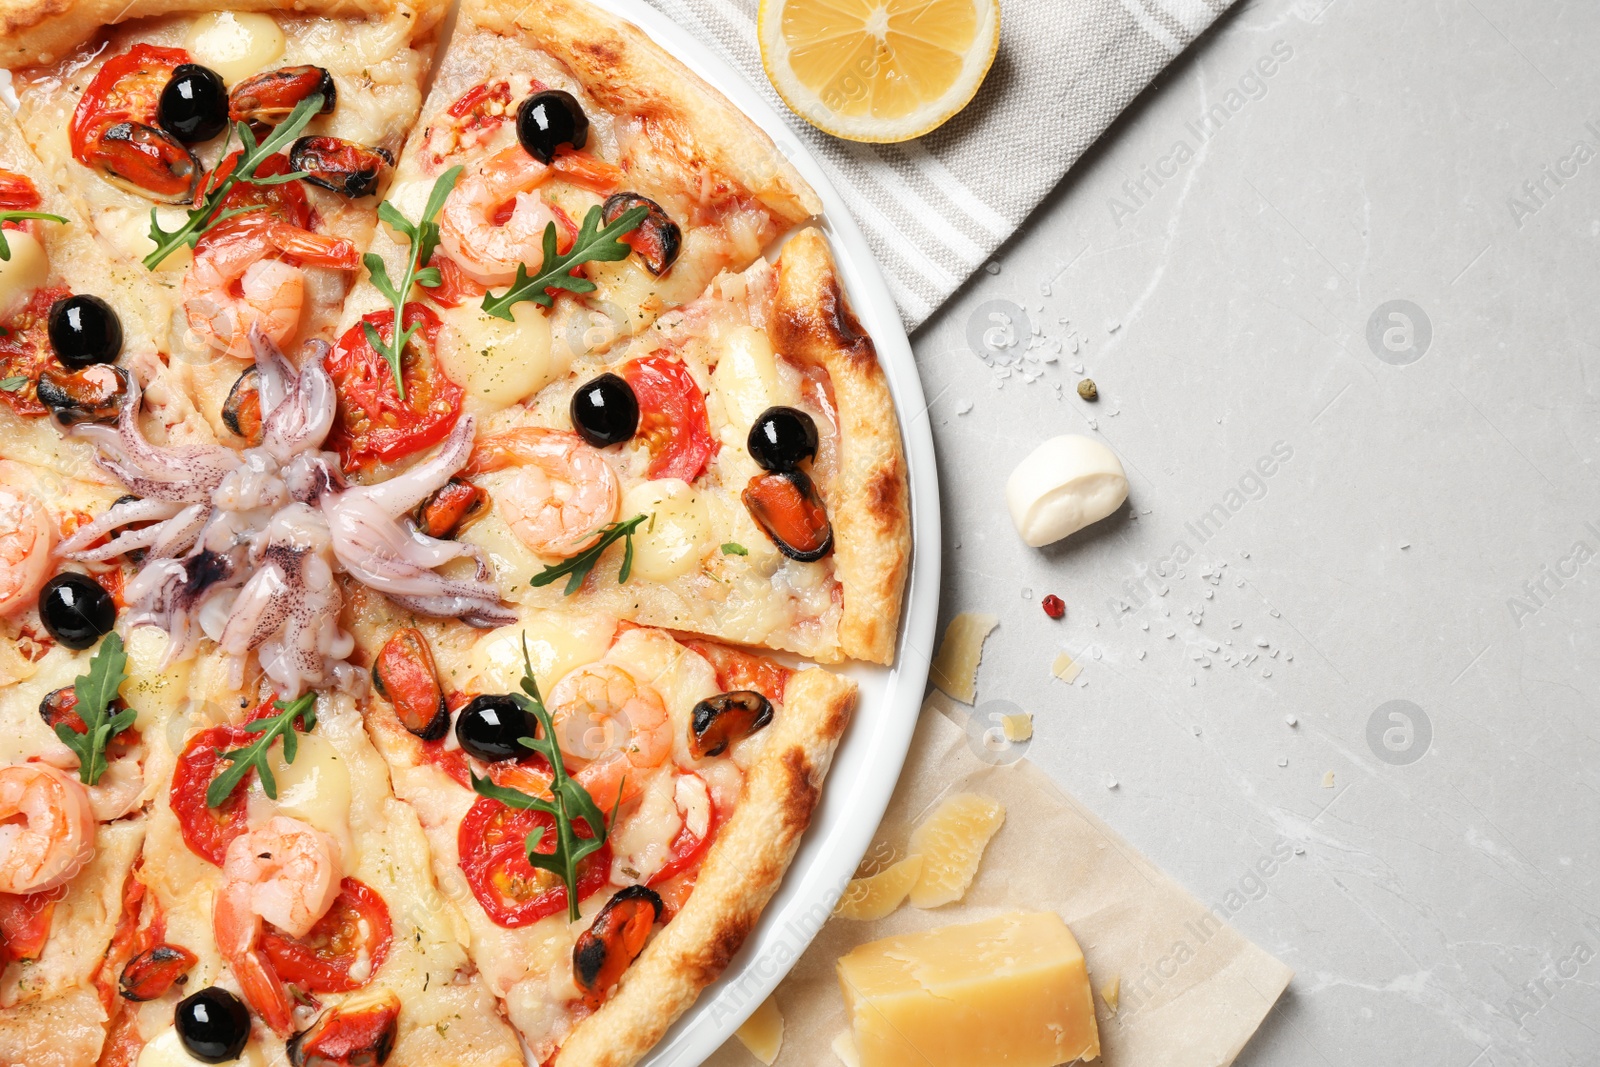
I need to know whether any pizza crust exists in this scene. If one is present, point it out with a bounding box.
[0,0,449,68]
[774,229,912,666]
[554,665,856,1067]
[463,0,821,226]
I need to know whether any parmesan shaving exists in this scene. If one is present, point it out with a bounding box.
[906,793,1005,909]
[1100,974,1122,1014]
[835,854,924,921]
[929,613,998,704]
[1051,650,1081,684]
[735,995,785,1065]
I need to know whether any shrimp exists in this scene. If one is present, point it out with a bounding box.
[183,220,358,362]
[0,483,52,617]
[213,816,342,1036]
[0,763,97,895]
[437,145,559,286]
[465,429,619,557]
[548,663,673,813]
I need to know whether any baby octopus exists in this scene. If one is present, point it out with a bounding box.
[57,328,513,695]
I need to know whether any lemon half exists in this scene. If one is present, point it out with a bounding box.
[759,0,1000,143]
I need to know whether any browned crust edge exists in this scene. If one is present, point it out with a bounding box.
[553,665,857,1067]
[0,0,449,70]
[464,0,822,226]
[773,228,911,666]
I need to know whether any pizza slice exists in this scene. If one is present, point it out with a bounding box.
[326,0,821,475]
[4,0,446,440]
[122,664,527,1067]
[344,592,854,1067]
[429,228,910,665]
[0,455,181,1066]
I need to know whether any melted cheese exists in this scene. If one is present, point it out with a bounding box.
[138,1026,267,1067]
[461,613,618,696]
[709,324,779,432]
[620,479,711,582]
[184,13,285,84]
[122,628,192,734]
[437,301,561,415]
[0,231,48,321]
[836,913,1100,1067]
[259,732,354,864]
[906,793,1004,909]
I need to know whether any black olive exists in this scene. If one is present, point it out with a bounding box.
[175,986,251,1064]
[158,64,229,144]
[517,90,588,164]
[48,295,123,368]
[570,373,638,447]
[455,694,538,763]
[747,407,818,472]
[38,572,116,650]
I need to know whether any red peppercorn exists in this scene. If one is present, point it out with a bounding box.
[1041,594,1065,619]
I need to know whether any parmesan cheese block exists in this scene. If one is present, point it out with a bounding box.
[836,913,1100,1067]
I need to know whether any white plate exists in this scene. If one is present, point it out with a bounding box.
[575,3,943,1064]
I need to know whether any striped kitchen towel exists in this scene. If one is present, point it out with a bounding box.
[642,0,1239,330]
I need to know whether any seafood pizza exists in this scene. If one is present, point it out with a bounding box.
[0,1,910,1065]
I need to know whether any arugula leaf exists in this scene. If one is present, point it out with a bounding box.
[0,376,27,391]
[361,165,462,399]
[479,203,648,322]
[720,542,748,556]
[204,692,319,807]
[53,632,138,787]
[0,212,67,261]
[529,513,647,596]
[469,635,613,922]
[142,93,323,271]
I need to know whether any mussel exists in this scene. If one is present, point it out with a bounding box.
[741,470,833,563]
[289,136,393,198]
[689,690,774,759]
[37,364,128,425]
[602,193,681,276]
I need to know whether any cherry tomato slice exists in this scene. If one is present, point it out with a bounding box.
[194,152,312,242]
[447,80,514,126]
[261,878,393,993]
[324,304,464,471]
[170,724,254,866]
[623,355,716,482]
[0,170,41,212]
[0,285,73,418]
[648,792,719,888]
[424,252,487,309]
[0,890,59,965]
[69,44,188,157]
[681,640,794,705]
[458,797,610,928]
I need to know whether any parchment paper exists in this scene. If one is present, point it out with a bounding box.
[706,694,1292,1067]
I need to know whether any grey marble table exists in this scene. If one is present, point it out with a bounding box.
[909,0,1600,1063]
